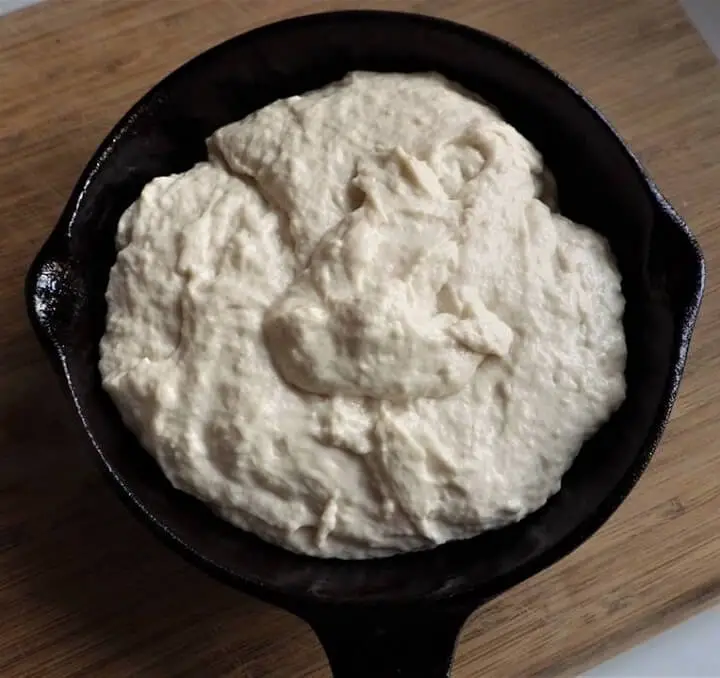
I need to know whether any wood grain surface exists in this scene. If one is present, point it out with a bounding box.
[1,0,719,676]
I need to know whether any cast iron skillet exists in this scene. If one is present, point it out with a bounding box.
[26,10,704,677]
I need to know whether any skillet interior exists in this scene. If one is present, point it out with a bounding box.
[26,10,704,612]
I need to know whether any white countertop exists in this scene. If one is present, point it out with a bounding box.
[586,606,720,677]
[1,0,718,675]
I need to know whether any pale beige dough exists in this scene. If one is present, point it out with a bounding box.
[100,72,626,559]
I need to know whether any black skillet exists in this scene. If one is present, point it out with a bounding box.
[25,11,704,677]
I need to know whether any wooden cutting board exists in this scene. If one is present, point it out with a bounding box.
[1,0,719,676]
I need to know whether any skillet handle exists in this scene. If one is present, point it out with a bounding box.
[307,606,473,678]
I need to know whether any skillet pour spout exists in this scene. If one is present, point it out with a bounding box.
[25,11,704,677]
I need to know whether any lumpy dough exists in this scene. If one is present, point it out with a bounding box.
[100,72,626,559]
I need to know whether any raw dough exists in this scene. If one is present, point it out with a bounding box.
[100,72,626,559]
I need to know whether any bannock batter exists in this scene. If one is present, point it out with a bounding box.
[100,72,626,558]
